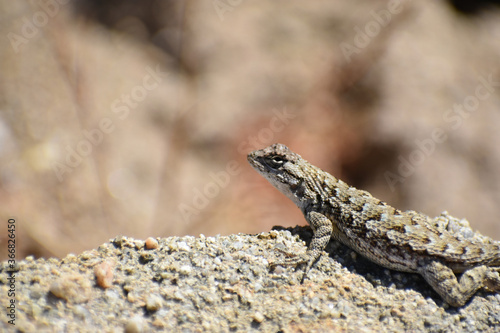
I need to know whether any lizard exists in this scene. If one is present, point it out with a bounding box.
[247,143,500,307]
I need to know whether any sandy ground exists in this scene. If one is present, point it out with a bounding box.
[1,228,500,332]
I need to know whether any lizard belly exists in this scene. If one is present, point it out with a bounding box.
[336,234,420,273]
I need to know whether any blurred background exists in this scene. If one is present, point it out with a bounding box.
[1,0,500,260]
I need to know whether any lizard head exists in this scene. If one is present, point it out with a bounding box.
[247,143,318,208]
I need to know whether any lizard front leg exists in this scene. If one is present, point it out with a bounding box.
[417,259,500,307]
[270,211,333,282]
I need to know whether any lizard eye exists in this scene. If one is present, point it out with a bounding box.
[266,156,285,169]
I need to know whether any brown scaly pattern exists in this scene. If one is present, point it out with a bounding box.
[248,143,500,307]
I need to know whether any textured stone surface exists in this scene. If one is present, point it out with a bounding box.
[1,232,499,332]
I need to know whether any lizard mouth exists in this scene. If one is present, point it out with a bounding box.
[247,153,264,172]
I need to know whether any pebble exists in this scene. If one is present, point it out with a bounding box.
[94,260,114,289]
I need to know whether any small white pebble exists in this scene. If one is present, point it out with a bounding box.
[146,295,163,311]
[125,315,145,333]
[179,265,192,275]
[133,240,145,249]
[273,265,286,274]
[177,241,191,252]
[253,312,265,323]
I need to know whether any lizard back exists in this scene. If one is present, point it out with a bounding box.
[248,143,500,273]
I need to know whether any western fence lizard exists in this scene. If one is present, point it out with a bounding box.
[247,143,500,307]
